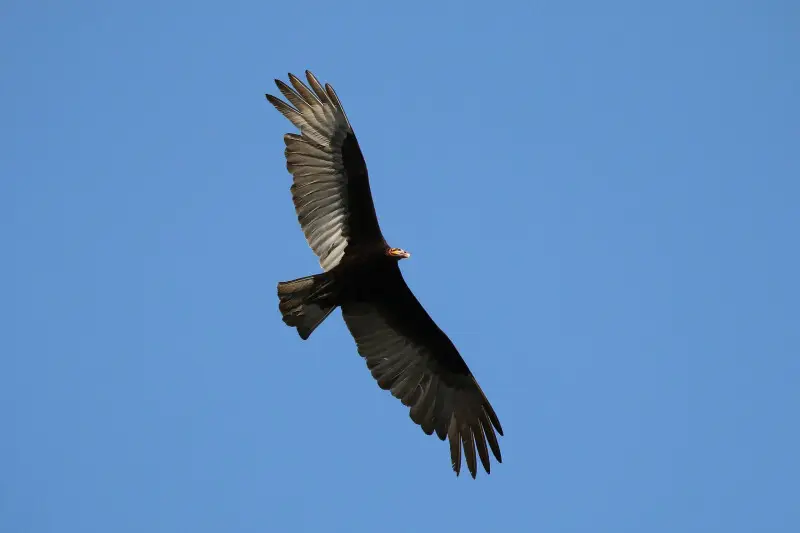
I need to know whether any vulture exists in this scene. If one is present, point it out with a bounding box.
[265,71,503,478]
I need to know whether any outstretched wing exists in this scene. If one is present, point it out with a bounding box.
[340,263,503,478]
[266,71,385,271]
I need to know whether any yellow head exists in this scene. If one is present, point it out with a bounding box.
[386,247,411,260]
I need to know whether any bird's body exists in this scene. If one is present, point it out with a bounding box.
[266,71,503,478]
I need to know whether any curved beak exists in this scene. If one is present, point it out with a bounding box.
[389,249,411,259]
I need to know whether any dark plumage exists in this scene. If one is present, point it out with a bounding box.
[266,71,503,478]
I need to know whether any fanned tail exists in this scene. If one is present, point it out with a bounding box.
[277,274,338,339]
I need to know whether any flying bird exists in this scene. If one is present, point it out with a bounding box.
[265,71,503,478]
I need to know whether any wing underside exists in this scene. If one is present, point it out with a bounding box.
[341,265,503,477]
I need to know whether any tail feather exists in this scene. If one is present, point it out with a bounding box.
[277,274,337,339]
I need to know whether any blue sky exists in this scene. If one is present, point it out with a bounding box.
[3,1,799,532]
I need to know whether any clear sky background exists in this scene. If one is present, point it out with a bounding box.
[3,1,799,532]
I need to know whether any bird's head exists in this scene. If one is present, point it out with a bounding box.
[386,247,411,260]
